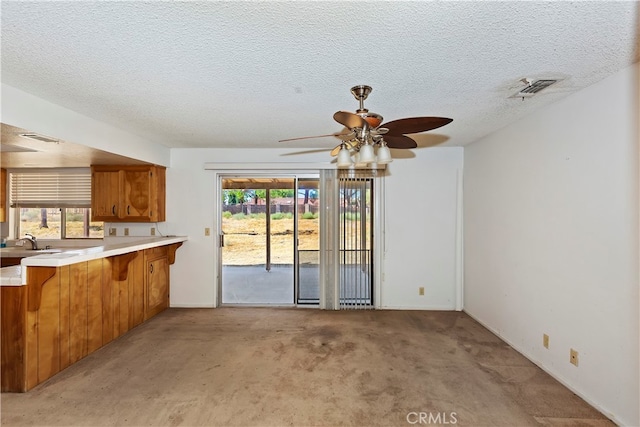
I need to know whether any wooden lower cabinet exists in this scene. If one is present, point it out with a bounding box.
[144,246,169,320]
[0,245,179,392]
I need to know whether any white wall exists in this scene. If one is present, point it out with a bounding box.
[164,147,462,309]
[464,63,639,426]
[381,148,463,309]
[1,83,170,167]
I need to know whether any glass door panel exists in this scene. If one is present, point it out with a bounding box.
[296,178,320,304]
[220,177,295,305]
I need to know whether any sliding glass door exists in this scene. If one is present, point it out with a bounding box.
[217,170,377,308]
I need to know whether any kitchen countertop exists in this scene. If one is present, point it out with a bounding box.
[1,236,187,286]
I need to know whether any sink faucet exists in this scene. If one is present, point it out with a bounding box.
[19,233,38,250]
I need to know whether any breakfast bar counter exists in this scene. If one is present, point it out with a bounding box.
[1,236,186,392]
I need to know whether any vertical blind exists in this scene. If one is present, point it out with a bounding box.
[338,169,374,309]
[9,168,92,208]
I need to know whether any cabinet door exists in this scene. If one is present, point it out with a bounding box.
[145,256,169,320]
[121,169,153,221]
[91,170,121,221]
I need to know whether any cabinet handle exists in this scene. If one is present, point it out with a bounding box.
[127,205,130,215]
[112,205,116,215]
[150,263,154,274]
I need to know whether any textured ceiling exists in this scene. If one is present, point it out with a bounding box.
[1,1,638,153]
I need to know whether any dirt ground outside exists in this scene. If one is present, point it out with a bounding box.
[222,216,318,265]
[17,220,103,240]
[222,215,370,265]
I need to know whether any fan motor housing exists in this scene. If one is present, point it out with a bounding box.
[360,112,383,128]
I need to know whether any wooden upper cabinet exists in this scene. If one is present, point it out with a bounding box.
[91,165,166,222]
[121,169,154,221]
[0,168,6,223]
[91,169,120,220]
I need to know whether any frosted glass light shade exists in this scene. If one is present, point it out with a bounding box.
[358,144,376,164]
[337,147,353,167]
[376,145,392,164]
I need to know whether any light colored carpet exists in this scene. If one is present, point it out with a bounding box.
[1,308,612,426]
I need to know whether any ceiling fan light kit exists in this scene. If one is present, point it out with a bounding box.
[337,144,354,167]
[357,143,376,164]
[281,85,453,168]
[376,144,392,164]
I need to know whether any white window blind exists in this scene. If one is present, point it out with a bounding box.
[10,169,91,208]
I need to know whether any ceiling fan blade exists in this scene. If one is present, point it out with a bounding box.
[382,117,453,136]
[383,135,417,149]
[278,132,352,143]
[280,148,334,156]
[333,111,367,129]
[278,132,353,142]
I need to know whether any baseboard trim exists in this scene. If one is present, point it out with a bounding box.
[379,305,460,311]
[170,303,215,308]
[462,309,622,426]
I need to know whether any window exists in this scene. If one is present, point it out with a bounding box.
[10,169,103,239]
[17,207,103,239]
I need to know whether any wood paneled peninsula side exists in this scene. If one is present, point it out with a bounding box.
[0,236,186,392]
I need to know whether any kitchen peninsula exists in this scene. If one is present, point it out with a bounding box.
[0,236,186,392]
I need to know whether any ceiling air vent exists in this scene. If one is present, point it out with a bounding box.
[19,133,60,143]
[513,79,558,98]
[521,79,557,94]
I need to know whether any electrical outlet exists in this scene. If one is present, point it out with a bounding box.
[419,287,425,296]
[570,349,579,366]
[109,228,117,236]
[543,334,549,349]
[124,228,129,236]
[205,227,211,236]
[150,227,156,236]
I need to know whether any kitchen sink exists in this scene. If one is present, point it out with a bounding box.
[0,247,63,256]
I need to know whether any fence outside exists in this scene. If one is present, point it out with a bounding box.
[223,203,320,215]
[222,203,368,216]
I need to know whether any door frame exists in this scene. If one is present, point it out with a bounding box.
[207,163,386,309]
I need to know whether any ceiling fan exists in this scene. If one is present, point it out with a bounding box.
[279,85,453,167]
